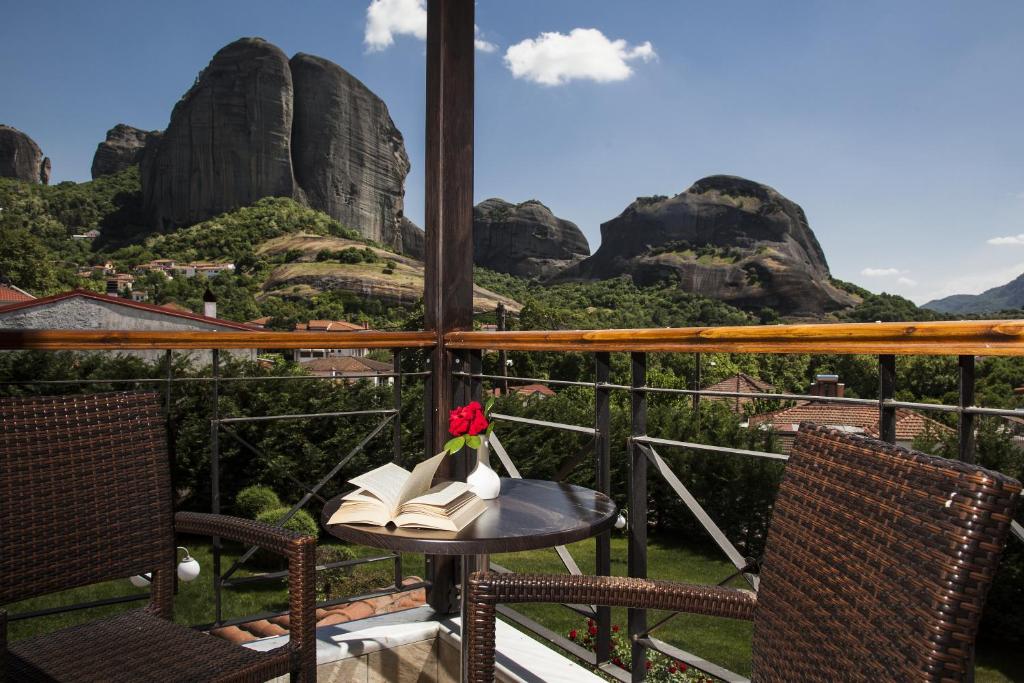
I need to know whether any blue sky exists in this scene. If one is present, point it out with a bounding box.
[2,1,1023,304]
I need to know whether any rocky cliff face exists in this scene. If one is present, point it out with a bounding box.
[290,53,410,251]
[141,37,415,254]
[91,124,161,178]
[142,38,296,232]
[557,175,857,316]
[473,198,590,279]
[0,124,50,184]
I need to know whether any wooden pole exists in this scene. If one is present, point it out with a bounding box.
[424,0,475,614]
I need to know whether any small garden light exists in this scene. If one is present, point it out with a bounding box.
[176,546,200,582]
[128,547,199,587]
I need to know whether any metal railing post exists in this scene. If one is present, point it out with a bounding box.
[959,355,977,464]
[393,350,403,463]
[628,351,648,681]
[210,348,223,625]
[594,352,612,664]
[878,354,896,444]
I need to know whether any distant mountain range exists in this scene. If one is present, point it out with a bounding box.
[923,273,1024,314]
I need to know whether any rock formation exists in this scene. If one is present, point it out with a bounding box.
[141,37,416,255]
[557,175,858,317]
[142,38,296,232]
[0,125,50,184]
[91,124,161,178]
[290,53,410,250]
[473,198,590,279]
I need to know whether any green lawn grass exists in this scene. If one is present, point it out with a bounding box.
[5,535,1020,683]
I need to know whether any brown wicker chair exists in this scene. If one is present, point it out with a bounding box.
[466,423,1021,682]
[0,391,317,682]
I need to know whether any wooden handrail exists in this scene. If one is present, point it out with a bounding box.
[445,320,1024,356]
[0,329,437,351]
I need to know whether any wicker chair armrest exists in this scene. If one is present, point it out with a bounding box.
[174,511,307,558]
[465,572,754,682]
[175,512,317,680]
[470,572,756,620]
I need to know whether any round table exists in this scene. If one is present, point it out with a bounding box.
[321,478,617,681]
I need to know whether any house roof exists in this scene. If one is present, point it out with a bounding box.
[300,356,393,374]
[0,289,259,331]
[0,284,35,305]
[705,373,775,394]
[515,383,555,397]
[297,319,369,332]
[748,401,954,441]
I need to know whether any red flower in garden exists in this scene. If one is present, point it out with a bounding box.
[568,629,577,640]
[645,660,652,670]
[588,625,598,636]
[677,661,687,672]
[448,401,488,436]
[612,657,624,669]
[612,624,620,632]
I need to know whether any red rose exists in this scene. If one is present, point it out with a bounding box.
[612,624,619,633]
[468,411,489,435]
[677,662,687,672]
[448,407,471,436]
[588,625,597,636]
[612,657,623,669]
[568,629,577,640]
[645,661,652,670]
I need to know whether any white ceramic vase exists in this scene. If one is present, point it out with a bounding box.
[467,437,501,500]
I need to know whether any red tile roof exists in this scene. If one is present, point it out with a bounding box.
[0,289,260,331]
[297,319,369,332]
[515,383,555,397]
[703,373,776,413]
[0,284,35,305]
[748,401,953,441]
[300,356,393,374]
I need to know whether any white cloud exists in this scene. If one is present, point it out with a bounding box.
[504,28,656,86]
[860,267,902,277]
[365,0,426,52]
[987,234,1024,246]
[364,1,497,53]
[897,277,918,287]
[475,26,497,53]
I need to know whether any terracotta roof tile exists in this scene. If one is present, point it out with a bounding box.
[0,284,35,304]
[749,402,953,441]
[300,356,393,374]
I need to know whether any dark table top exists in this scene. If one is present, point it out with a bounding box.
[321,478,617,555]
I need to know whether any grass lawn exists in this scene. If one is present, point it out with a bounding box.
[5,534,1020,683]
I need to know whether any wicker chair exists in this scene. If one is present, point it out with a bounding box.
[0,392,317,682]
[466,424,1021,682]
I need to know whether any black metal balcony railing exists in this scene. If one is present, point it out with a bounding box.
[1,321,1023,682]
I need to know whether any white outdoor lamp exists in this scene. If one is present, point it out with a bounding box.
[128,546,200,587]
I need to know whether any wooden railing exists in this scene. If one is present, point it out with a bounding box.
[0,329,436,350]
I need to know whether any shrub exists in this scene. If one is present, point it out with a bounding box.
[314,544,356,601]
[569,617,712,681]
[255,506,320,539]
[235,485,281,518]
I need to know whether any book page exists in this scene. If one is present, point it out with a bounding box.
[395,451,449,507]
[347,462,410,511]
[403,480,469,508]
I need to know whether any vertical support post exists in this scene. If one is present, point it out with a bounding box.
[878,355,896,444]
[164,350,175,472]
[594,352,612,664]
[628,352,648,682]
[424,0,475,615]
[392,350,403,464]
[959,355,976,465]
[692,352,701,436]
[497,303,508,396]
[210,348,222,625]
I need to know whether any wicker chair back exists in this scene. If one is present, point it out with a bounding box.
[751,423,1021,681]
[0,392,175,606]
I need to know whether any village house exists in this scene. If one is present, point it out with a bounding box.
[292,319,373,361]
[0,289,261,364]
[299,355,394,386]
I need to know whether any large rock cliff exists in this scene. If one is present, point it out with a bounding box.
[91,124,161,178]
[290,53,410,252]
[141,37,415,254]
[142,38,296,232]
[473,198,590,279]
[557,175,857,316]
[0,125,50,184]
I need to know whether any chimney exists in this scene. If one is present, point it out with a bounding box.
[809,374,844,398]
[203,287,217,318]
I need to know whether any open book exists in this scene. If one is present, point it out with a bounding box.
[328,451,487,531]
